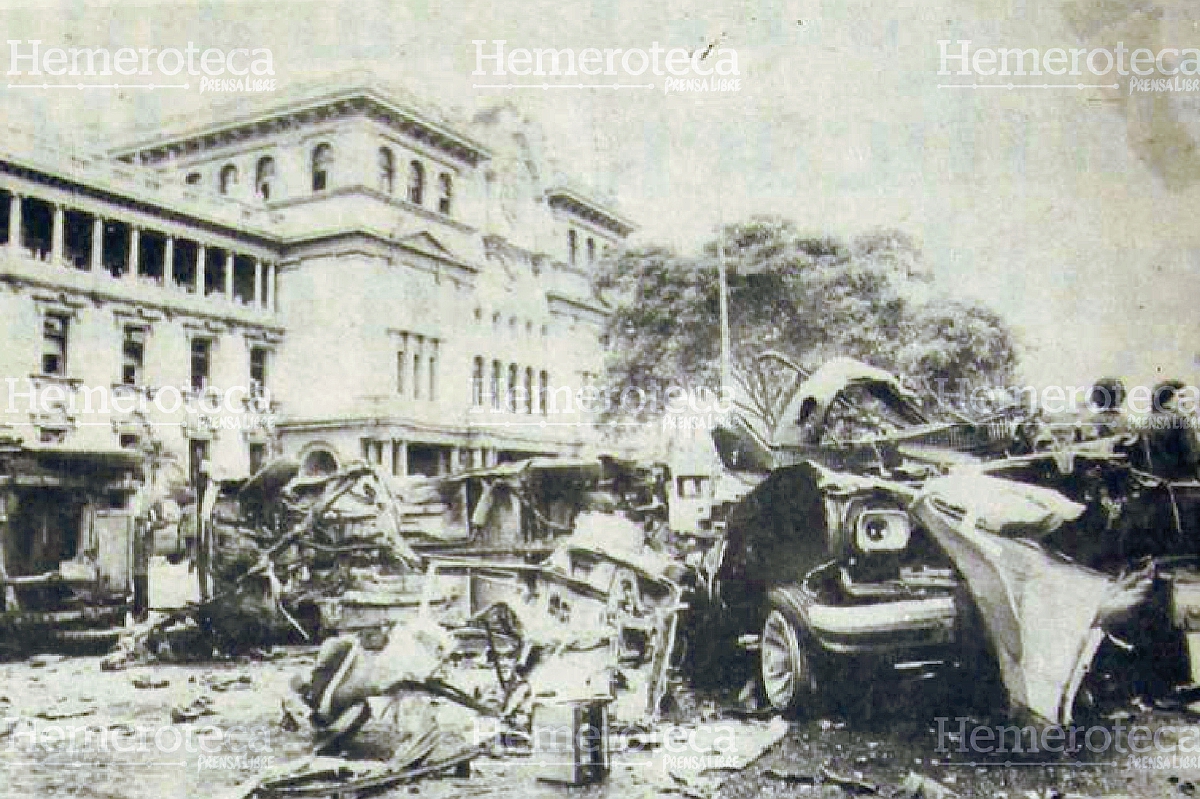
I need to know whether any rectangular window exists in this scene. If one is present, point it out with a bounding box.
[190,338,212,392]
[472,357,484,407]
[248,443,266,474]
[491,361,502,410]
[122,326,146,386]
[428,350,437,402]
[41,314,69,376]
[412,336,423,400]
[249,346,268,393]
[188,438,209,488]
[507,364,518,413]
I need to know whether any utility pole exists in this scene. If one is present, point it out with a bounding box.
[717,224,731,393]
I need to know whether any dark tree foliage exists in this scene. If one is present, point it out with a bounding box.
[596,217,1019,439]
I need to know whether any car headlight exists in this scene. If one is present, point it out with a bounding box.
[855,509,911,553]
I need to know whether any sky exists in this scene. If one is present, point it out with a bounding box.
[3,0,1200,391]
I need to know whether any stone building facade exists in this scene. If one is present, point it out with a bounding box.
[0,79,632,483]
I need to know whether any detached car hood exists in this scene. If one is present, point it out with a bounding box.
[912,473,1117,724]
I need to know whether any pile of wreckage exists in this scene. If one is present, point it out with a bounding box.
[9,356,1200,794]
[85,450,699,795]
[698,358,1200,729]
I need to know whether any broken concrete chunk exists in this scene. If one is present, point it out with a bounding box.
[900,771,960,799]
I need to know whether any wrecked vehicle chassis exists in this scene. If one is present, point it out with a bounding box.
[703,446,1200,725]
[417,540,685,725]
[702,461,962,715]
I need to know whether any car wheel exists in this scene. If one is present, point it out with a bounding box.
[760,595,817,715]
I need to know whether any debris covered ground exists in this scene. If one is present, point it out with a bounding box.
[2,650,1199,798]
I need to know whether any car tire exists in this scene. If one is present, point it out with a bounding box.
[760,590,818,715]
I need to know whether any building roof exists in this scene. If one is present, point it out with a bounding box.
[0,123,279,241]
[110,75,493,168]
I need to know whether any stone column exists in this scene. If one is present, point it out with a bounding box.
[450,446,460,474]
[392,440,408,477]
[8,194,21,251]
[223,251,233,301]
[51,204,64,263]
[90,216,103,271]
[198,245,207,295]
[265,263,276,311]
[253,258,263,307]
[127,226,139,280]
[164,236,175,287]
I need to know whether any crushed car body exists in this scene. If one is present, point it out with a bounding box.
[702,357,1200,724]
[694,460,962,713]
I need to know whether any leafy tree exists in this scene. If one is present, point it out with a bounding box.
[596,217,1019,441]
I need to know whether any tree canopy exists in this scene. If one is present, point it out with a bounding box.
[595,217,1020,441]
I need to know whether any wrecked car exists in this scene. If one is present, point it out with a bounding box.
[702,419,1200,724]
[0,435,143,654]
[718,357,1020,479]
[914,445,1200,723]
[702,359,1200,724]
[426,457,603,551]
[104,458,424,667]
[693,461,963,715]
[416,532,686,725]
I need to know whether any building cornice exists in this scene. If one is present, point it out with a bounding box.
[546,290,610,319]
[280,228,480,279]
[111,86,493,168]
[544,185,636,238]
[0,258,284,334]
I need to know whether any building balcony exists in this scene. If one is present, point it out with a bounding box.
[0,244,279,327]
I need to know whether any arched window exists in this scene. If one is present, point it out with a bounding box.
[311,143,332,192]
[302,448,339,477]
[255,156,276,200]
[524,367,534,414]
[407,160,425,205]
[437,173,453,215]
[218,164,238,195]
[539,370,549,416]
[587,237,595,264]
[568,229,578,265]
[378,147,395,194]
